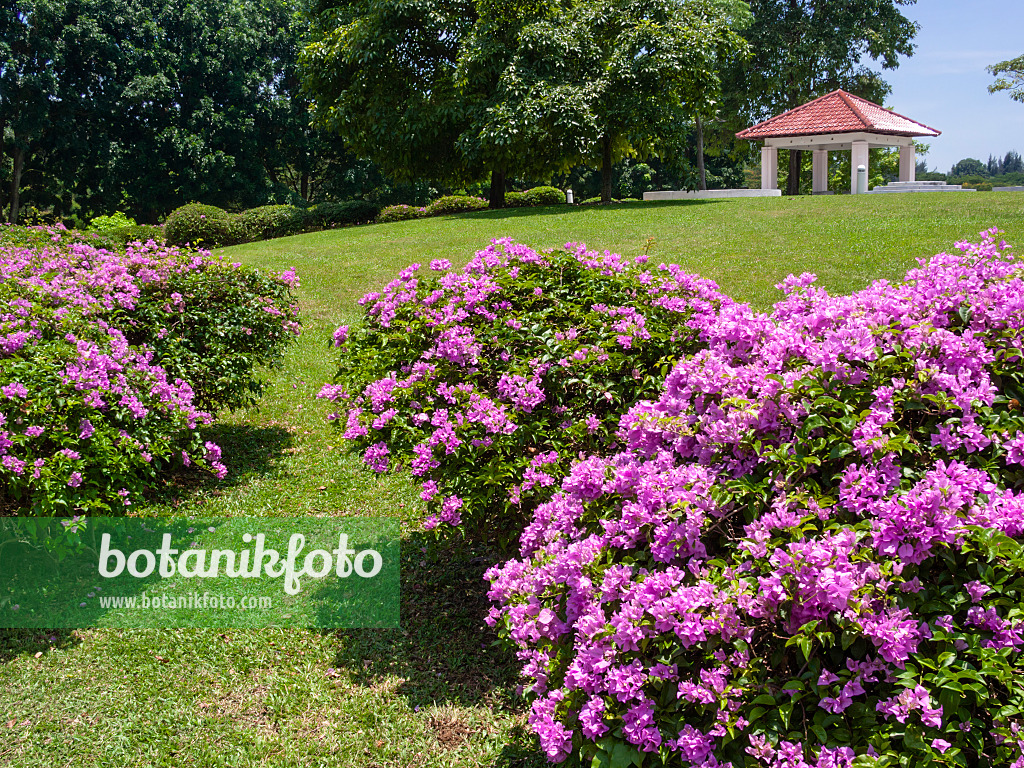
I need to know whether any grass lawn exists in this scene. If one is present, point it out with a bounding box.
[2,193,1023,767]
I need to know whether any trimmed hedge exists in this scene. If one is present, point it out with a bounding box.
[376,188,566,224]
[164,203,247,248]
[377,204,428,224]
[308,200,381,228]
[239,205,310,240]
[165,200,382,248]
[509,185,565,207]
[425,195,488,215]
[163,186,563,245]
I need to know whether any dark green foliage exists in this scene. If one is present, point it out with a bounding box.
[302,0,746,207]
[239,205,311,241]
[504,186,566,208]
[101,224,165,246]
[615,163,653,199]
[302,0,476,187]
[1,0,378,225]
[375,205,428,224]
[164,203,247,248]
[951,158,988,178]
[424,195,488,215]
[124,261,302,413]
[518,186,565,206]
[307,200,381,228]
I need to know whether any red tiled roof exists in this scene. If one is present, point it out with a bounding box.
[736,90,940,140]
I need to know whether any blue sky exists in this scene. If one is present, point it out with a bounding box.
[880,0,1024,174]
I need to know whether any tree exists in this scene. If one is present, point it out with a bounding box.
[104,0,302,219]
[950,157,987,179]
[301,0,480,197]
[2,0,330,223]
[988,54,1024,103]
[731,0,918,195]
[461,0,748,203]
[302,0,747,206]
[1,0,68,223]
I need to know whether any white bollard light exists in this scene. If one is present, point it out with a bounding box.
[566,189,574,204]
[856,165,868,195]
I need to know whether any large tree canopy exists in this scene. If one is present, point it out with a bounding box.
[300,0,478,186]
[462,0,749,201]
[1,0,350,223]
[301,0,748,206]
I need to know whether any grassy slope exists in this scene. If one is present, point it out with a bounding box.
[2,194,1023,768]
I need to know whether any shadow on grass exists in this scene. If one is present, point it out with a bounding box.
[493,741,556,768]
[147,423,293,503]
[0,628,78,665]
[329,532,525,713]
[452,198,724,223]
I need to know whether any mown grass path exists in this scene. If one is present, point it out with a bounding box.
[2,194,1023,767]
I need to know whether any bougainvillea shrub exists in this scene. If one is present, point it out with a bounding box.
[485,230,1024,767]
[118,245,301,412]
[0,226,299,513]
[321,238,733,538]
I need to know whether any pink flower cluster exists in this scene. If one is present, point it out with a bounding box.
[486,230,1024,765]
[0,228,297,511]
[323,238,733,535]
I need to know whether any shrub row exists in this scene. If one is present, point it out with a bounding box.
[164,200,380,248]
[0,224,300,514]
[329,231,1024,767]
[375,187,565,226]
[164,187,567,246]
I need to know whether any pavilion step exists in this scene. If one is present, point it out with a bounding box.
[868,181,974,193]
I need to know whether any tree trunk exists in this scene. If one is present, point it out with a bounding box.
[488,169,505,209]
[785,148,802,196]
[0,122,7,218]
[696,114,707,191]
[9,146,26,225]
[301,172,309,202]
[600,134,613,203]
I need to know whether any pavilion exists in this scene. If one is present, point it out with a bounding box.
[736,90,941,195]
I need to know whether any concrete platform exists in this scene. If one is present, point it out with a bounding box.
[868,180,974,193]
[994,186,1024,192]
[644,189,782,201]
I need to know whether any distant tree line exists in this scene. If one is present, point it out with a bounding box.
[3,0,922,222]
[0,0,387,224]
[939,152,1024,189]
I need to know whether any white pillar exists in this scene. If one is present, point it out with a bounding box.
[761,145,778,190]
[812,149,829,193]
[851,141,869,194]
[899,145,916,182]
